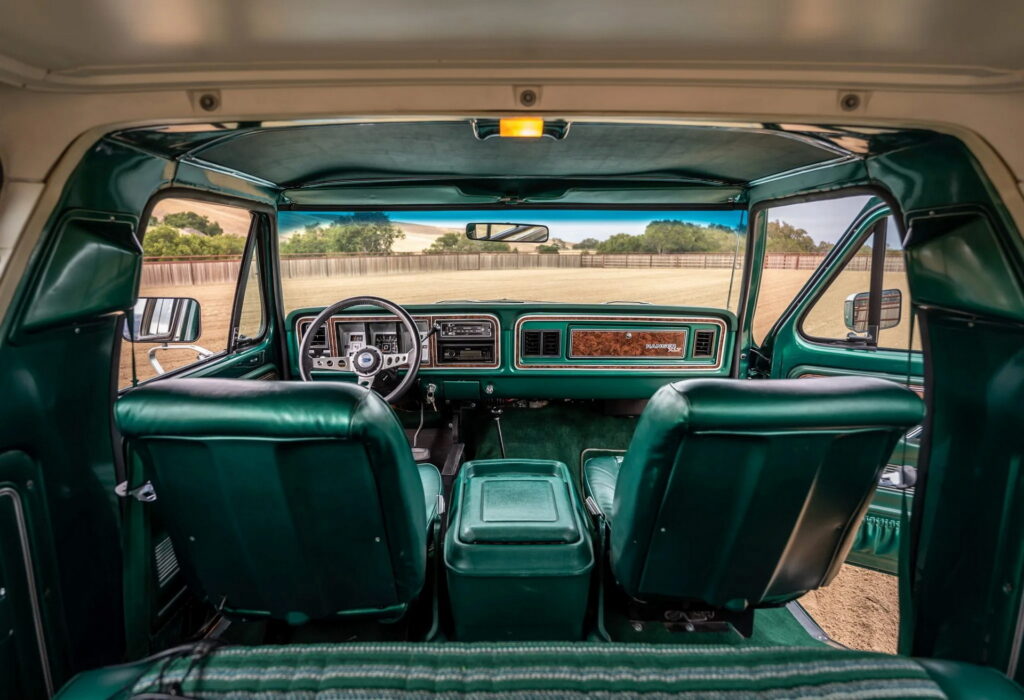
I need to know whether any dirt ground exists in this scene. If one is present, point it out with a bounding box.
[122,266,906,653]
[801,564,900,653]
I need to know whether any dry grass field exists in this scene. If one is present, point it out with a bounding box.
[123,265,912,386]
[119,265,912,652]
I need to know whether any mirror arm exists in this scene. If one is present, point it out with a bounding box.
[147,344,215,376]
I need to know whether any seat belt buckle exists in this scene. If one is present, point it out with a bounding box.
[115,480,157,502]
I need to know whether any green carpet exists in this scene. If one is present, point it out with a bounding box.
[473,402,639,487]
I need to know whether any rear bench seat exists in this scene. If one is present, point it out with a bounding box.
[57,642,1022,699]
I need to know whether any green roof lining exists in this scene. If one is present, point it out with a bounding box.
[192,121,845,189]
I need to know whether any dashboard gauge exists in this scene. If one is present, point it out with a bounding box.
[375,332,399,354]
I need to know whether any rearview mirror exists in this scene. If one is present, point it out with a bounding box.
[124,297,202,343]
[843,289,902,333]
[466,223,549,243]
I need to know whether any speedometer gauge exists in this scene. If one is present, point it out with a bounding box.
[375,332,399,354]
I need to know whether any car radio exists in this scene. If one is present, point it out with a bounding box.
[435,318,497,365]
[439,321,493,339]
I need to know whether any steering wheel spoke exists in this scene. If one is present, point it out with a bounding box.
[382,352,410,369]
[310,356,350,371]
[356,373,376,389]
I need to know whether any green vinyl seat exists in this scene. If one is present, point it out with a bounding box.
[584,376,924,609]
[115,378,441,622]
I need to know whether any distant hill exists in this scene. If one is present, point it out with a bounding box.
[391,222,459,252]
[151,200,253,237]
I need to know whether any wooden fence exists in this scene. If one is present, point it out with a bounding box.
[141,251,905,287]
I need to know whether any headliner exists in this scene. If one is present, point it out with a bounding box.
[112,119,917,200]
[184,122,844,188]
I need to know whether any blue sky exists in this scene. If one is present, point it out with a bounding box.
[279,200,879,245]
[280,209,746,243]
[764,196,873,245]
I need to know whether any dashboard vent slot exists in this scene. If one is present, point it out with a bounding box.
[522,329,561,358]
[692,330,715,358]
[541,330,561,357]
[303,323,328,349]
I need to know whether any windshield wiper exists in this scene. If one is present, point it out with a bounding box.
[602,300,652,305]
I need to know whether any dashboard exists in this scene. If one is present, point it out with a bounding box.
[290,304,735,400]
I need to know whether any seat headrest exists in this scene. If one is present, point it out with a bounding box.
[656,376,924,432]
[116,378,379,439]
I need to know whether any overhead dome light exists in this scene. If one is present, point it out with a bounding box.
[499,117,544,138]
[472,118,570,141]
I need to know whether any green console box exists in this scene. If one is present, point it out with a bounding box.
[445,459,594,641]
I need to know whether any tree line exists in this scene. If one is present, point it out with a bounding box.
[144,211,830,258]
[143,211,243,258]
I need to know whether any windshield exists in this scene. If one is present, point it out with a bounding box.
[277,209,747,312]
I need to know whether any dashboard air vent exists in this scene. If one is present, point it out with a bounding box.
[541,330,561,357]
[303,323,328,349]
[692,330,715,358]
[522,329,561,358]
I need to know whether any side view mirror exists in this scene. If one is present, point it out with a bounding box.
[124,297,202,343]
[843,288,902,333]
[466,222,549,243]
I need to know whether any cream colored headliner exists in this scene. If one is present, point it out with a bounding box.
[0,0,1022,230]
[2,0,1023,89]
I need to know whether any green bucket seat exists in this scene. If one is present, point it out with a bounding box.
[115,378,441,622]
[584,376,924,609]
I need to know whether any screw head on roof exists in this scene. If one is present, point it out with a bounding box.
[198,93,220,112]
[519,89,538,107]
[840,93,861,111]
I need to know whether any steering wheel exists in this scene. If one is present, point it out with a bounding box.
[298,296,422,403]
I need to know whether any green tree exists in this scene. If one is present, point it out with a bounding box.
[424,232,511,253]
[142,225,245,258]
[574,238,600,250]
[536,244,560,254]
[162,211,224,236]
[281,215,405,255]
[643,220,736,253]
[766,220,817,253]
[596,233,646,253]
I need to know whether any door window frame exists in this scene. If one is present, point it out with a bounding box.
[118,189,275,390]
[796,207,904,349]
[738,186,911,369]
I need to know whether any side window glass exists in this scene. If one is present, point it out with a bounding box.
[878,225,919,351]
[802,236,873,341]
[119,199,254,388]
[236,239,265,344]
[801,215,919,351]
[751,195,871,344]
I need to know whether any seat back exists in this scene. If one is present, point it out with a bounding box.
[610,376,923,609]
[115,378,429,621]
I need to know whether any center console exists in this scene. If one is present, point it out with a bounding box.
[444,459,594,641]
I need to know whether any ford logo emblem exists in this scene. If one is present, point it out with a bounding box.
[356,353,374,368]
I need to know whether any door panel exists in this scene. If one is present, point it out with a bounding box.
[0,451,64,700]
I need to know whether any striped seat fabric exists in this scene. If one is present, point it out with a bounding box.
[120,642,955,699]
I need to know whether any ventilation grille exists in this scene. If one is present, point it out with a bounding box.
[522,329,561,357]
[154,536,180,588]
[303,322,329,349]
[692,330,715,358]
